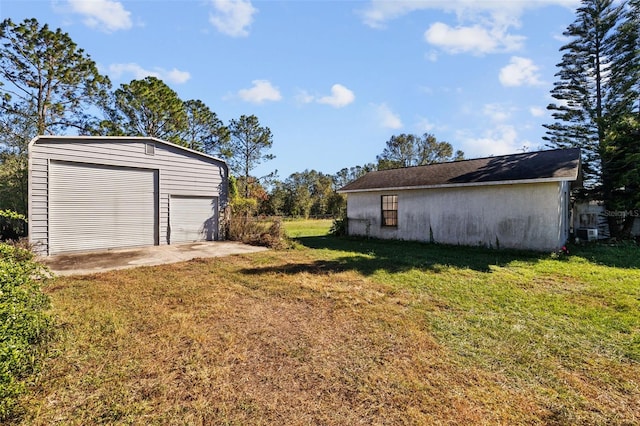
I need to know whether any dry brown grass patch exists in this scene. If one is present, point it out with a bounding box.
[18,251,553,425]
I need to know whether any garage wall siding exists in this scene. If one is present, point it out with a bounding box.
[29,137,228,255]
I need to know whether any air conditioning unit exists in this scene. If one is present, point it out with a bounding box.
[576,228,598,241]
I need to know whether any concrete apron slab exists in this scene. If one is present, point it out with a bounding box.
[40,241,269,276]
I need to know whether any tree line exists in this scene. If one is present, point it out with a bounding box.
[257,133,465,218]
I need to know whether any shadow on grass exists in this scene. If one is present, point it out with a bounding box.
[243,236,547,277]
[245,237,639,279]
[568,242,640,269]
[302,236,640,270]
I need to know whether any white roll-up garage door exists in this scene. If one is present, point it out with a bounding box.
[169,196,218,244]
[49,162,157,254]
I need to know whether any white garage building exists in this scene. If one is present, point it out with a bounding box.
[28,136,228,255]
[338,148,581,252]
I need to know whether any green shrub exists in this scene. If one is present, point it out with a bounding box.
[0,242,51,421]
[329,213,348,236]
[0,210,27,241]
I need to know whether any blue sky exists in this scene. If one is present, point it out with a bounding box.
[1,0,580,180]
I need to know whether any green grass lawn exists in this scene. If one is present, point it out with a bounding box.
[282,218,333,238]
[15,222,640,425]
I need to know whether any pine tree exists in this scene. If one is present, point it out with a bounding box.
[607,0,640,119]
[545,0,640,236]
[103,76,188,145]
[0,18,110,217]
[227,115,275,199]
[602,115,640,236]
[0,18,111,136]
[543,0,627,192]
[181,99,230,155]
[628,0,640,114]
[600,0,640,237]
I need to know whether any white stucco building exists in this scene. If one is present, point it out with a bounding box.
[338,148,582,251]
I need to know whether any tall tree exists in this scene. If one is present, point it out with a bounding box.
[0,104,34,215]
[281,170,335,218]
[227,114,275,198]
[0,18,111,136]
[601,0,640,236]
[418,133,465,165]
[0,18,110,216]
[0,102,36,157]
[265,170,347,218]
[181,99,230,155]
[99,76,187,145]
[608,0,640,119]
[376,133,464,170]
[333,164,377,189]
[543,0,630,191]
[544,0,640,236]
[310,171,335,216]
[0,154,27,216]
[284,172,314,218]
[261,180,288,216]
[601,115,640,236]
[377,134,421,169]
[625,0,640,115]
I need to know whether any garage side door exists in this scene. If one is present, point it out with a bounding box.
[49,162,157,254]
[170,196,218,244]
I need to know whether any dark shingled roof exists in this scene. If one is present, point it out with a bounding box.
[338,148,581,193]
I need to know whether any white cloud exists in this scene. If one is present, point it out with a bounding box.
[164,69,192,85]
[362,0,579,56]
[238,80,282,104]
[424,22,524,55]
[67,0,132,32]
[416,116,436,132]
[373,103,403,129]
[361,0,579,29]
[317,84,355,108]
[209,0,257,37]
[529,106,546,117]
[295,84,355,108]
[456,124,533,158]
[109,63,191,84]
[499,56,543,87]
[294,89,315,105]
[482,103,514,122]
[360,1,427,29]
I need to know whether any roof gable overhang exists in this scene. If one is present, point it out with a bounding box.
[28,135,227,166]
[338,176,574,194]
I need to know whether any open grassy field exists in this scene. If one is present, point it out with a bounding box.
[14,221,640,425]
[281,218,334,238]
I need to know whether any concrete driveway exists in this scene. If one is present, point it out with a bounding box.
[41,241,269,276]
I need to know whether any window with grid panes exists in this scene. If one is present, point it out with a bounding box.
[381,195,398,227]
